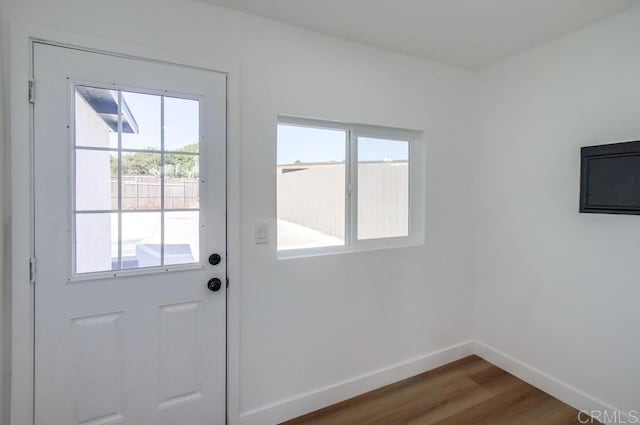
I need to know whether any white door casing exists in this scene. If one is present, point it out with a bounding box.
[33,43,227,425]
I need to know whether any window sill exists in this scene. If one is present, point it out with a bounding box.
[277,237,423,260]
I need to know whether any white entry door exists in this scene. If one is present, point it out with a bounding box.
[33,43,227,425]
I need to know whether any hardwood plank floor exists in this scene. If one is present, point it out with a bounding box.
[281,355,599,425]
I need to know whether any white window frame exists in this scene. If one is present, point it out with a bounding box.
[69,81,207,280]
[277,116,425,258]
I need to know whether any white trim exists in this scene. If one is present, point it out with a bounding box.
[473,341,628,425]
[236,341,474,425]
[234,340,631,425]
[68,79,207,280]
[7,21,241,425]
[277,239,424,260]
[345,127,355,249]
[277,115,422,138]
[350,129,414,246]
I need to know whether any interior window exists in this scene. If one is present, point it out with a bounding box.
[277,118,420,255]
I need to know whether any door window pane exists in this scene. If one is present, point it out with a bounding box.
[121,152,162,210]
[75,213,118,273]
[122,212,161,269]
[76,149,117,211]
[164,97,200,152]
[165,155,199,209]
[165,211,200,265]
[121,91,161,151]
[277,124,346,250]
[357,137,409,240]
[73,86,202,274]
[75,87,119,148]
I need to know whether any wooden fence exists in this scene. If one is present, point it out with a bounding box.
[111,176,199,209]
[277,162,408,239]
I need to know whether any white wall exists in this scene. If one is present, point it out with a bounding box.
[474,5,640,416]
[0,0,476,423]
[5,0,640,423]
[0,11,9,425]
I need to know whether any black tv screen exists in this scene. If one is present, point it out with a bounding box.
[580,141,640,214]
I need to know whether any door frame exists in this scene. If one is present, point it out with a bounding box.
[7,22,242,425]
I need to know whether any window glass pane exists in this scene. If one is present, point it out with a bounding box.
[75,87,119,149]
[121,91,161,151]
[164,97,200,152]
[75,213,118,273]
[165,211,200,265]
[165,154,199,209]
[122,212,161,269]
[357,137,409,240]
[277,124,346,250]
[73,87,203,274]
[121,152,161,210]
[76,149,118,211]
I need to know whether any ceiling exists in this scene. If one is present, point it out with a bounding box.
[196,0,639,69]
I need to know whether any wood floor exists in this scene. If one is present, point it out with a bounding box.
[282,355,598,425]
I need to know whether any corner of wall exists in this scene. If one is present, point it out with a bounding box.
[472,342,629,425]
[468,4,640,421]
[0,11,11,425]
[235,341,475,425]
[461,88,481,354]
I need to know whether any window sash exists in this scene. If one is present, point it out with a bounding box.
[277,117,421,256]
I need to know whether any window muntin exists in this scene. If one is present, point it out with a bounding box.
[277,118,420,254]
[73,86,201,275]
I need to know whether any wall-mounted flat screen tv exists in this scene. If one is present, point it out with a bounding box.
[580,141,640,215]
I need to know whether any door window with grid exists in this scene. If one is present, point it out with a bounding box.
[74,86,201,274]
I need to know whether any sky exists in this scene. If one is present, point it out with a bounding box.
[107,90,200,151]
[97,90,409,164]
[277,124,409,165]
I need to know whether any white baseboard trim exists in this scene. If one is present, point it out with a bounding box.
[235,341,474,425]
[473,341,628,425]
[234,340,629,425]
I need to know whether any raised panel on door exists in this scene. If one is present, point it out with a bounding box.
[158,301,203,409]
[71,312,125,425]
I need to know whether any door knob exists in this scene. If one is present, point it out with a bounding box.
[207,278,222,292]
[209,253,222,265]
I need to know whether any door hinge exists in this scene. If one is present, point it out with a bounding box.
[28,79,35,104]
[29,257,37,284]
[226,277,229,288]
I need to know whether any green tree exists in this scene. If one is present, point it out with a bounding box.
[110,143,199,178]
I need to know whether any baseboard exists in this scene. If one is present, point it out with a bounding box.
[473,341,628,425]
[235,341,474,425]
[234,340,627,425]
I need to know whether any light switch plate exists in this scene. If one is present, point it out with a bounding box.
[255,222,269,244]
